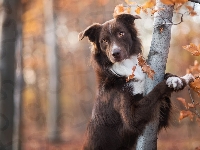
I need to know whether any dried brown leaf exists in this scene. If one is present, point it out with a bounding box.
[179,110,194,122]
[183,43,200,56]
[177,97,188,109]
[189,77,200,97]
[137,53,155,79]
[126,66,136,82]
[186,5,197,16]
[142,65,155,79]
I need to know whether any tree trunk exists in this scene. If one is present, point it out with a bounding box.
[12,3,23,150]
[0,0,21,149]
[43,0,61,142]
[136,1,174,149]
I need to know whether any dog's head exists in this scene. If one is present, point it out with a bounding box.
[79,14,141,63]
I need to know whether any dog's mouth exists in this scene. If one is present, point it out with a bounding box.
[110,53,128,63]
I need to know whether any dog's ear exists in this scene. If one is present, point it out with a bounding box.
[78,23,102,42]
[115,14,141,25]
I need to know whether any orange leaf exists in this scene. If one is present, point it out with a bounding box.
[135,7,141,14]
[113,4,124,17]
[179,110,194,122]
[189,77,200,96]
[137,53,155,79]
[183,43,200,56]
[187,103,195,108]
[187,60,200,77]
[124,0,136,5]
[113,4,131,17]
[137,53,146,66]
[142,0,156,9]
[177,97,188,109]
[160,0,174,5]
[186,5,197,16]
[142,65,155,79]
[151,9,158,15]
[126,66,136,82]
[176,0,188,4]
[161,0,188,5]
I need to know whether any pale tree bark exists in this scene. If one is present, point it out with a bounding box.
[136,0,174,149]
[189,0,200,3]
[43,0,61,142]
[12,3,23,150]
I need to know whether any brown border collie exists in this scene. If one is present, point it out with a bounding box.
[79,14,193,150]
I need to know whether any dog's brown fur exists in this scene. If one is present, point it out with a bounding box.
[79,14,188,150]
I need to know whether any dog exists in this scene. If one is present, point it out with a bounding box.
[79,14,193,150]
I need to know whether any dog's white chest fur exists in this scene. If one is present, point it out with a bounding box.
[110,55,145,95]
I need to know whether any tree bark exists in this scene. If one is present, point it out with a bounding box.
[136,0,174,149]
[189,0,200,4]
[43,0,61,142]
[0,0,21,149]
[12,3,23,150]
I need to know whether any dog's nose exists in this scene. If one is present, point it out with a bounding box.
[112,49,121,58]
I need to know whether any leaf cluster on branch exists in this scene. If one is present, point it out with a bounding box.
[177,60,200,126]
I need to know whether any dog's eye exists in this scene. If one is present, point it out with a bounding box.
[119,32,125,37]
[102,39,108,43]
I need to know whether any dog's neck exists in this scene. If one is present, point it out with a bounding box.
[110,55,145,80]
[110,55,145,95]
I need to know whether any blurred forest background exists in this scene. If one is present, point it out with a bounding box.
[0,0,200,150]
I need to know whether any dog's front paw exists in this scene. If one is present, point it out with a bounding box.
[166,77,184,90]
[181,74,194,84]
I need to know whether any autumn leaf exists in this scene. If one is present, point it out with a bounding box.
[177,97,188,109]
[183,43,200,56]
[135,7,141,14]
[189,76,200,96]
[179,110,194,121]
[137,53,155,79]
[160,0,175,5]
[137,53,146,66]
[124,0,136,5]
[142,65,155,79]
[187,103,195,108]
[126,66,136,82]
[186,60,200,77]
[176,0,188,4]
[142,0,156,9]
[161,0,188,5]
[185,5,197,16]
[113,4,131,17]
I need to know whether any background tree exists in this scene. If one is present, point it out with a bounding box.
[0,0,21,149]
[43,0,61,142]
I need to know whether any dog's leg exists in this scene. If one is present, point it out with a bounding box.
[119,74,194,135]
